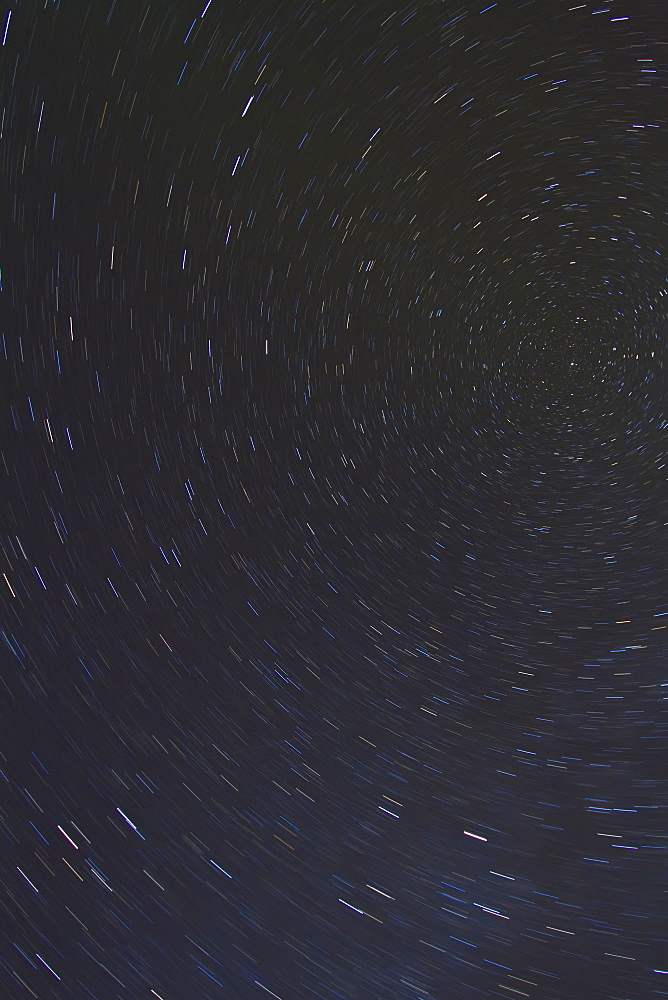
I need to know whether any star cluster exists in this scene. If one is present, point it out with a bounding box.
[2,2,667,999]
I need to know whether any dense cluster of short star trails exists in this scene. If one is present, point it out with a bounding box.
[2,2,667,998]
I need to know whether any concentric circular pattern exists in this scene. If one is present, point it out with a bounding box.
[2,2,667,999]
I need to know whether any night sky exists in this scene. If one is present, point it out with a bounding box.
[2,1,668,998]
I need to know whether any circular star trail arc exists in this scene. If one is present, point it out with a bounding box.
[1,2,667,999]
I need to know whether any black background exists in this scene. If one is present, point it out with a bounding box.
[1,1,667,998]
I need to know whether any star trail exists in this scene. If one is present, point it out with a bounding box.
[1,1,667,999]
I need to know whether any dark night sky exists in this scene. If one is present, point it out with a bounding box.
[2,1,668,998]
